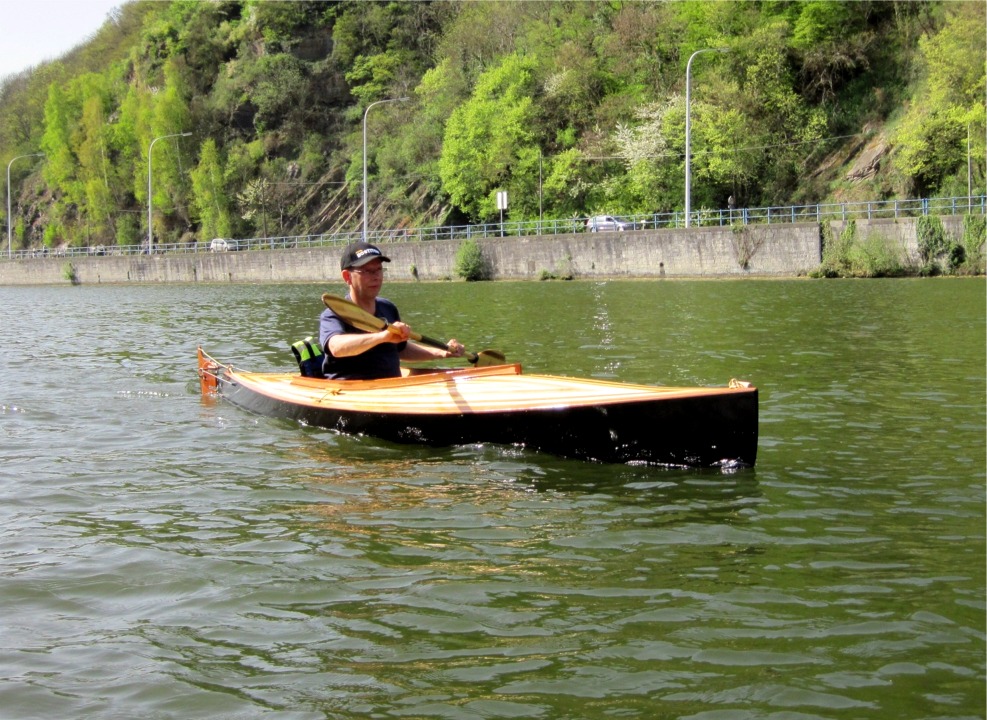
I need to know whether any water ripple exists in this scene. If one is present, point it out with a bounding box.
[0,281,983,719]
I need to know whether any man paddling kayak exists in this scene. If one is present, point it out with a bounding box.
[319,242,465,380]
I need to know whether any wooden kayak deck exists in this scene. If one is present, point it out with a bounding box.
[227,364,754,415]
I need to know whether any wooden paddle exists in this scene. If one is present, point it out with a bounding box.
[321,293,506,367]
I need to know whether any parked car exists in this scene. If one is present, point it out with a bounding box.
[209,238,243,252]
[585,215,635,232]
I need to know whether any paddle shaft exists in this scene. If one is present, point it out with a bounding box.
[388,325,481,363]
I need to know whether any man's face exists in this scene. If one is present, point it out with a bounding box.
[345,259,386,296]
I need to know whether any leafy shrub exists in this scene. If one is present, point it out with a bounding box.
[454,239,488,281]
[917,214,969,275]
[43,223,60,248]
[917,215,949,263]
[817,220,906,277]
[959,214,986,274]
[962,213,986,250]
[857,233,907,277]
[115,214,139,247]
[62,262,77,284]
[818,220,856,277]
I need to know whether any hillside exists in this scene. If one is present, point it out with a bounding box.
[0,0,984,252]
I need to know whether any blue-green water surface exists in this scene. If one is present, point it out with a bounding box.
[0,278,983,719]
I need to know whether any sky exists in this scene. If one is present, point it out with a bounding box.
[0,0,124,80]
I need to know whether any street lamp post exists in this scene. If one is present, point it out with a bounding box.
[147,132,192,255]
[7,153,44,260]
[363,97,409,242]
[968,122,973,206]
[685,47,728,228]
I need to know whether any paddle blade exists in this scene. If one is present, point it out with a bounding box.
[321,293,387,334]
[471,350,507,367]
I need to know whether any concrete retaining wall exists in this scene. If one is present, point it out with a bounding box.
[0,217,945,286]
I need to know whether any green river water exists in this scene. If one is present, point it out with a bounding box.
[0,278,983,719]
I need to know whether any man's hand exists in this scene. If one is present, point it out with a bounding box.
[445,338,466,357]
[383,321,412,343]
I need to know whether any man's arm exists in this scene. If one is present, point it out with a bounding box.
[399,337,466,361]
[327,329,402,358]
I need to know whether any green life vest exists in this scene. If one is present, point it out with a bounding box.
[290,336,325,378]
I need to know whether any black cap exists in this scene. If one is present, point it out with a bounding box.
[340,242,391,270]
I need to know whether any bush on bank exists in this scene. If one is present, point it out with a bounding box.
[814,215,986,278]
[454,239,489,281]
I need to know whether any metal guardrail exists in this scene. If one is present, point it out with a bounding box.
[7,195,985,260]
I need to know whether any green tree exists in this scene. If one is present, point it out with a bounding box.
[124,84,154,207]
[439,53,538,220]
[432,1,522,86]
[731,20,827,205]
[146,58,193,242]
[790,1,880,103]
[405,58,468,198]
[246,0,328,49]
[893,2,986,196]
[607,101,674,213]
[246,53,308,133]
[541,148,593,219]
[74,74,114,242]
[40,83,81,245]
[108,84,142,206]
[237,177,272,237]
[190,138,232,240]
[345,51,409,106]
